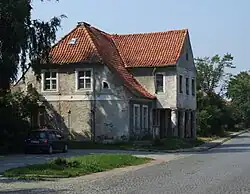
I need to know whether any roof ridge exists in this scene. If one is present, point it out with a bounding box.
[112,29,188,37]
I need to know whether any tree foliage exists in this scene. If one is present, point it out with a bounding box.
[0,0,64,153]
[195,54,235,136]
[195,53,234,96]
[227,71,250,127]
[0,0,64,92]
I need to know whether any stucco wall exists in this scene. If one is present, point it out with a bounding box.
[176,35,197,110]
[129,67,177,109]
[14,63,135,141]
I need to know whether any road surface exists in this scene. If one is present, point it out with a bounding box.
[1,132,250,194]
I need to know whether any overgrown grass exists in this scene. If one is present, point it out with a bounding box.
[69,137,206,151]
[148,137,205,150]
[3,154,151,179]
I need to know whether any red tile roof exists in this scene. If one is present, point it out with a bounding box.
[111,30,187,67]
[49,24,102,64]
[47,22,188,99]
[86,26,155,99]
[48,23,155,99]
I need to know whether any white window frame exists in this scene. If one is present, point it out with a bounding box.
[41,70,59,92]
[133,104,141,131]
[142,105,149,130]
[155,72,165,93]
[75,68,93,91]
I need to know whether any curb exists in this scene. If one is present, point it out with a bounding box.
[122,130,249,154]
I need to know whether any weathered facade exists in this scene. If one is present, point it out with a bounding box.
[14,22,197,141]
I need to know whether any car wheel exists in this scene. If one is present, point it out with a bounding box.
[48,145,53,154]
[63,144,68,153]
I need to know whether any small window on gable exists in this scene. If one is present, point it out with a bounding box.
[102,81,109,89]
[186,49,189,61]
[179,75,183,93]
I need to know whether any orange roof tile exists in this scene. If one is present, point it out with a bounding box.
[48,22,155,99]
[111,30,187,67]
[47,23,188,99]
[49,23,102,64]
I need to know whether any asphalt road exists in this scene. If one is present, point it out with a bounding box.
[1,132,250,194]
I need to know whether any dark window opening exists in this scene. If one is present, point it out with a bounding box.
[179,75,183,93]
[155,74,164,93]
[103,81,109,89]
[192,79,195,96]
[186,77,189,95]
[186,50,189,61]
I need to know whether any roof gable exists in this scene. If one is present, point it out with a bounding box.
[111,30,187,67]
[85,25,155,99]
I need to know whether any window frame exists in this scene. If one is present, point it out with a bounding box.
[186,77,190,95]
[75,68,93,91]
[133,104,141,131]
[41,70,58,92]
[155,72,165,93]
[179,75,183,93]
[191,78,195,96]
[142,105,149,130]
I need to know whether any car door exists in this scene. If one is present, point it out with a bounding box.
[48,131,59,150]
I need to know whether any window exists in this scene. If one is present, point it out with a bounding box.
[76,69,92,90]
[69,38,77,45]
[133,104,140,131]
[142,105,148,130]
[186,49,189,61]
[42,70,58,91]
[179,75,183,93]
[102,81,109,89]
[155,73,164,93]
[186,77,189,95]
[192,78,195,96]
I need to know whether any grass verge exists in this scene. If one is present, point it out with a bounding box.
[3,154,151,180]
[69,137,208,151]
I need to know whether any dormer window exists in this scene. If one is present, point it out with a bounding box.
[69,38,77,45]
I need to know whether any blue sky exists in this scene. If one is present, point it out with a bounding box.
[32,0,250,74]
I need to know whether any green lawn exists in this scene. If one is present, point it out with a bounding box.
[3,154,151,180]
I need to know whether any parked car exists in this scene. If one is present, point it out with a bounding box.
[24,129,68,154]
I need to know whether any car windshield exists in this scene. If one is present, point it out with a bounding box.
[28,131,47,139]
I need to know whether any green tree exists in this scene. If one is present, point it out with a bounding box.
[195,54,235,136]
[227,71,250,127]
[0,0,64,93]
[195,53,234,95]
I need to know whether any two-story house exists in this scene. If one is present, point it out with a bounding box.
[14,22,197,141]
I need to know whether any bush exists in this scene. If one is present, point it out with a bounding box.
[0,91,39,153]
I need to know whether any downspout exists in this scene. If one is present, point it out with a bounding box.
[92,67,96,142]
